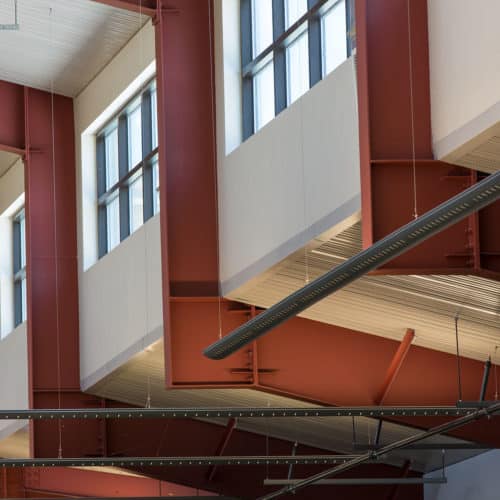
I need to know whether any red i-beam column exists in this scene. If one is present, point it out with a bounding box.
[355,0,499,277]
[153,0,246,386]
[24,88,101,458]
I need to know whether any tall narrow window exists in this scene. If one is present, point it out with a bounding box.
[322,0,347,76]
[97,79,159,259]
[253,61,275,131]
[13,208,26,327]
[241,0,353,139]
[251,0,275,132]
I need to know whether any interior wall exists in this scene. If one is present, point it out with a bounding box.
[428,0,500,155]
[217,57,361,294]
[425,451,500,500]
[0,322,28,438]
[80,215,163,390]
[74,20,162,389]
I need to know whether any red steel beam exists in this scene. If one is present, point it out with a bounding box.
[354,0,499,277]
[24,85,104,458]
[375,329,415,405]
[207,418,237,482]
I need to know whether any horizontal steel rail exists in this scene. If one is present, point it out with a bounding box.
[264,477,446,486]
[258,401,500,499]
[0,406,494,420]
[0,455,361,468]
[204,171,500,360]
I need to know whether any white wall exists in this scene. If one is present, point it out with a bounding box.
[428,0,500,158]
[80,215,163,389]
[0,323,28,440]
[74,20,162,389]
[425,451,500,500]
[218,57,361,294]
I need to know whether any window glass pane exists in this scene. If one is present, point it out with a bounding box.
[286,29,309,104]
[253,61,275,131]
[322,0,347,76]
[285,0,307,28]
[19,212,26,269]
[128,104,142,169]
[252,0,273,56]
[151,87,158,150]
[106,195,120,252]
[129,175,144,234]
[105,127,119,189]
[21,277,27,323]
[152,158,160,215]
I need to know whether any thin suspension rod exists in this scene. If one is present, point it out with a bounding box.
[257,401,500,499]
[204,171,500,360]
[0,406,493,420]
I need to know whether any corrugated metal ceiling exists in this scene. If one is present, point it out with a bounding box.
[228,222,500,363]
[0,0,147,96]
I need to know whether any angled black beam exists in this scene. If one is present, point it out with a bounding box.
[257,401,500,499]
[479,357,492,402]
[264,477,446,486]
[0,406,494,420]
[34,498,237,500]
[353,443,493,451]
[204,171,500,360]
[0,455,361,468]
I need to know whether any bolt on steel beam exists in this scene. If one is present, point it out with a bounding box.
[0,406,494,420]
[0,455,362,468]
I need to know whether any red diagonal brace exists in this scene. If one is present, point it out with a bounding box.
[206,418,237,482]
[375,329,415,405]
[386,460,412,500]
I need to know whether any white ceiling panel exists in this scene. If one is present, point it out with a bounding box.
[0,0,148,96]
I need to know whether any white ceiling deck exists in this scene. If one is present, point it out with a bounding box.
[0,0,148,96]
[0,150,20,177]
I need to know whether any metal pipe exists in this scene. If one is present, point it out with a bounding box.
[0,406,491,420]
[257,401,500,500]
[0,455,362,468]
[480,358,492,402]
[204,172,500,360]
[353,443,492,451]
[264,477,446,486]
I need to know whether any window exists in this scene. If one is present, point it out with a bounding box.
[13,208,26,327]
[96,79,159,258]
[241,0,354,139]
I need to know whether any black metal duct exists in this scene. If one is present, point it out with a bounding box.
[0,455,359,468]
[204,171,500,360]
[0,405,490,419]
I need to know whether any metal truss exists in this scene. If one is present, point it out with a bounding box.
[0,405,495,420]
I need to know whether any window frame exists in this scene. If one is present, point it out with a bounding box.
[13,207,26,327]
[96,79,159,259]
[241,0,353,140]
